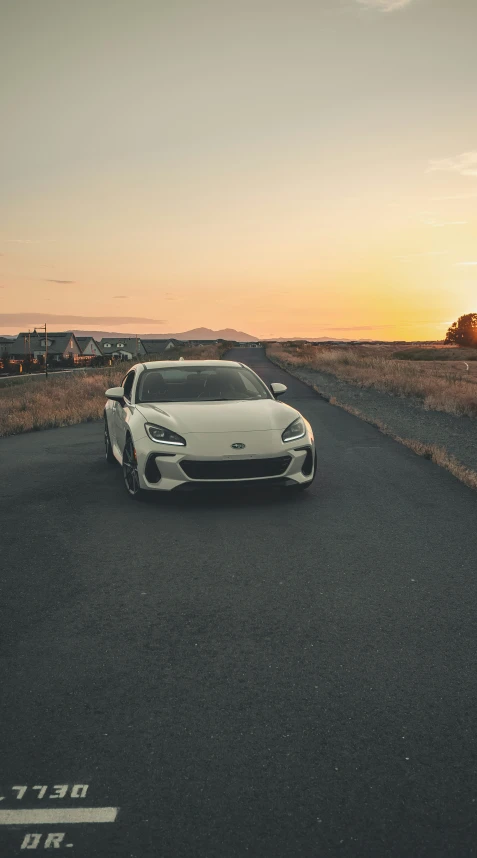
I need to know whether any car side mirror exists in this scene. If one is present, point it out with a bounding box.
[271,382,287,398]
[105,386,125,402]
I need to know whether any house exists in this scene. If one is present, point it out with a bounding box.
[6,331,82,363]
[99,337,146,360]
[141,339,179,357]
[76,337,103,358]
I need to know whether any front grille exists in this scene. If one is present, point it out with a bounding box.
[180,456,292,481]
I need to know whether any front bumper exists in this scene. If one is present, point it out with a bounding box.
[134,430,315,491]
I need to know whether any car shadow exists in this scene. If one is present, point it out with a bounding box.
[140,483,312,510]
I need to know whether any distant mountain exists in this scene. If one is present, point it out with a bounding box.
[163,327,258,341]
[267,337,444,344]
[270,336,354,342]
[71,327,258,342]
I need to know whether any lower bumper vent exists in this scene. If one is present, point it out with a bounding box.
[144,454,162,483]
[301,448,314,476]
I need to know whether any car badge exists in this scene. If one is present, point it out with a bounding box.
[231,443,246,449]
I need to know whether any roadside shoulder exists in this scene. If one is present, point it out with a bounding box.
[268,355,477,491]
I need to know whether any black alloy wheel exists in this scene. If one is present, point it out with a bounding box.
[123,435,142,498]
[104,416,116,463]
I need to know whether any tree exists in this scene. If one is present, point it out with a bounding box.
[445,313,477,348]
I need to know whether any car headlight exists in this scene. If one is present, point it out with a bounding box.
[282,418,306,443]
[145,423,186,446]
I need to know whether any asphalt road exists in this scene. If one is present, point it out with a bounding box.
[1,347,477,858]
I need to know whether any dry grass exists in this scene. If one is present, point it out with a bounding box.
[268,343,477,418]
[0,345,224,437]
[328,397,477,492]
[393,346,477,361]
[268,349,477,491]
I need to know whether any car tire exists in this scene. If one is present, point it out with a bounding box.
[122,435,144,499]
[104,416,116,464]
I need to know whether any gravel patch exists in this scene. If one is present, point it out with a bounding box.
[275,362,477,476]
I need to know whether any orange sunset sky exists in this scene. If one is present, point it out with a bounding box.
[1,0,476,340]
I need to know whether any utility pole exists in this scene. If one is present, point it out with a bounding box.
[36,323,48,377]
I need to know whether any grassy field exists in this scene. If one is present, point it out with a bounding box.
[392,346,477,361]
[267,343,477,418]
[0,345,224,437]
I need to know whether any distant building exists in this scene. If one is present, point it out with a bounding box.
[6,331,81,362]
[184,339,221,346]
[141,339,179,357]
[76,337,103,358]
[99,337,146,360]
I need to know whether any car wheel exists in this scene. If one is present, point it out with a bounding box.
[104,416,116,464]
[296,450,317,491]
[122,435,143,499]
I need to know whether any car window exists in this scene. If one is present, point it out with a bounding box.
[137,365,271,403]
[239,369,263,395]
[122,371,135,402]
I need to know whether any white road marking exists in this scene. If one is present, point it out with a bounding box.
[70,784,88,798]
[20,832,71,849]
[13,787,28,800]
[0,808,118,825]
[6,784,90,801]
[44,833,66,848]
[32,787,47,799]
[20,833,41,849]
[49,785,68,800]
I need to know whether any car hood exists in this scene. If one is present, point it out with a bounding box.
[136,399,300,433]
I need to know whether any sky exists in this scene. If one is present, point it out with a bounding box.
[1,0,476,340]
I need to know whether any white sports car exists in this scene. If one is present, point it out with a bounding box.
[104,360,316,497]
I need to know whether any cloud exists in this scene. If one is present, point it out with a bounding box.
[395,251,449,260]
[3,239,55,244]
[422,217,467,227]
[431,192,477,201]
[356,0,413,11]
[43,279,76,284]
[323,325,396,331]
[455,261,477,267]
[0,313,166,326]
[427,151,477,178]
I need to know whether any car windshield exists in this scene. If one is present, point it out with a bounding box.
[137,365,272,403]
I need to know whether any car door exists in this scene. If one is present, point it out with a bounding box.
[113,370,135,455]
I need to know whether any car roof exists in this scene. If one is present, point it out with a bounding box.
[138,359,242,371]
